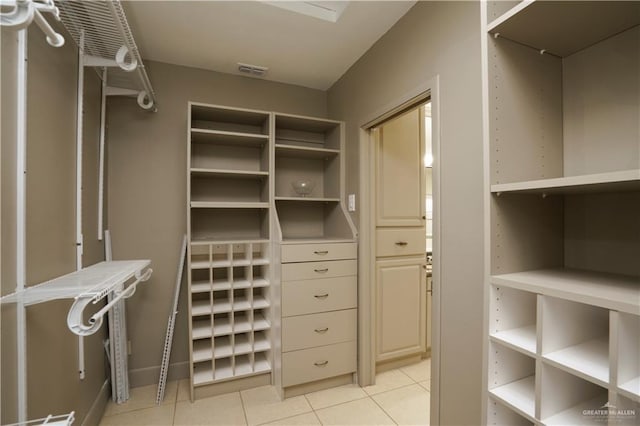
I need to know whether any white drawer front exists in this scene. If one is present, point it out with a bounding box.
[282,259,356,281]
[282,341,356,387]
[376,228,425,257]
[281,243,357,263]
[282,309,357,352]
[282,276,357,317]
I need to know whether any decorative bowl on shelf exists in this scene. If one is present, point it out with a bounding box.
[291,180,316,197]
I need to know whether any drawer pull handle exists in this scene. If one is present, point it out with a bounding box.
[314,293,329,299]
[395,241,408,246]
[314,268,329,273]
[314,250,329,255]
[314,327,329,333]
[314,360,329,367]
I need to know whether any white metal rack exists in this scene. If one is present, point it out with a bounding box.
[4,411,75,426]
[55,0,157,110]
[0,260,152,336]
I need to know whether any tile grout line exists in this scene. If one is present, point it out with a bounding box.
[238,390,251,426]
[368,394,400,425]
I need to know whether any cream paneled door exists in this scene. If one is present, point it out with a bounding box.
[376,257,427,361]
[375,108,425,227]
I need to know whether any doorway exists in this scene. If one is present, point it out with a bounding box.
[357,79,441,425]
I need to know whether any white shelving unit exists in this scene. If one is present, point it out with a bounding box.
[483,1,640,424]
[187,103,273,399]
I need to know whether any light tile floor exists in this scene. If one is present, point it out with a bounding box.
[100,358,431,426]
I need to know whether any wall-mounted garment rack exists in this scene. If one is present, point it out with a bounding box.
[55,0,157,111]
[0,260,152,336]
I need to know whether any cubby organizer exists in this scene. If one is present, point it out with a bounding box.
[187,103,274,399]
[188,241,272,386]
[483,1,640,425]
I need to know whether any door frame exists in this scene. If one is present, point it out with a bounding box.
[357,76,441,425]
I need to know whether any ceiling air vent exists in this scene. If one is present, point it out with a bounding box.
[238,63,268,77]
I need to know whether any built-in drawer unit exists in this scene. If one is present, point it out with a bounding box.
[281,259,356,281]
[282,309,357,352]
[281,341,357,387]
[281,242,357,263]
[376,228,425,258]
[281,276,356,317]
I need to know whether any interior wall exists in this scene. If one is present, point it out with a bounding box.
[0,26,106,423]
[106,60,327,386]
[327,2,484,425]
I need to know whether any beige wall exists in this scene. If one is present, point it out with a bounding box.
[327,2,484,424]
[0,26,106,423]
[106,60,327,385]
[1,27,20,424]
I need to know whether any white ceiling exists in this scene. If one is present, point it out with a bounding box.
[122,1,417,90]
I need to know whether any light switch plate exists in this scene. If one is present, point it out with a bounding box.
[348,194,356,212]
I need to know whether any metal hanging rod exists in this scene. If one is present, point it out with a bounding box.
[0,0,65,46]
[55,0,157,111]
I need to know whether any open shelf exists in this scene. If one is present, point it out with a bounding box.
[191,209,269,241]
[489,376,536,422]
[191,202,269,209]
[490,326,536,357]
[275,150,340,199]
[488,343,536,422]
[190,168,269,178]
[275,197,341,202]
[491,269,640,315]
[487,398,535,426]
[275,113,341,150]
[275,144,340,159]
[541,296,609,387]
[487,1,640,57]
[276,199,354,241]
[191,103,269,136]
[491,169,640,195]
[543,338,609,387]
[190,128,269,146]
[489,285,537,355]
[540,363,608,426]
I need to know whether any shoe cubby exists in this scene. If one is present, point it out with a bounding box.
[617,313,640,401]
[489,285,537,356]
[541,296,609,387]
[540,364,608,426]
[488,342,536,422]
[612,395,640,426]
[487,398,535,426]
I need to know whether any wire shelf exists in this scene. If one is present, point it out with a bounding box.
[55,0,156,109]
